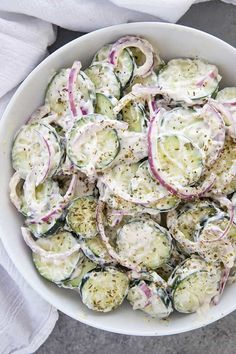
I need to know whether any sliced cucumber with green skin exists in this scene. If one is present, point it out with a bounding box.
[121,101,146,132]
[67,115,120,170]
[95,93,118,119]
[26,217,64,238]
[168,256,221,313]
[80,267,129,312]
[99,163,162,215]
[170,200,219,245]
[157,246,187,281]
[66,196,97,238]
[216,87,236,104]
[62,257,96,289]
[23,176,63,219]
[155,134,203,187]
[85,63,121,99]
[127,280,173,318]
[129,47,146,66]
[196,215,236,267]
[116,218,172,270]
[157,58,221,104]
[103,162,139,194]
[158,106,225,168]
[12,123,62,180]
[80,234,115,265]
[33,231,82,283]
[45,69,95,115]
[126,71,158,93]
[216,87,236,132]
[202,136,236,195]
[130,160,180,211]
[93,45,134,88]
[45,69,68,115]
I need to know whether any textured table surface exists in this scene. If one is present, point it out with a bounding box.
[37,1,236,353]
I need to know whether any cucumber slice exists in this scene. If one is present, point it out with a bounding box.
[33,231,81,283]
[93,45,134,88]
[130,160,180,211]
[67,115,120,170]
[155,134,203,187]
[101,162,139,210]
[129,47,147,67]
[104,162,139,194]
[12,123,62,180]
[197,215,236,267]
[170,200,219,244]
[216,87,236,130]
[80,234,114,265]
[45,69,68,115]
[100,163,162,215]
[95,93,118,119]
[157,247,187,281]
[23,177,63,218]
[202,136,236,195]
[216,87,236,104]
[26,217,63,238]
[127,280,173,318]
[121,102,146,132]
[168,256,221,313]
[80,267,129,312]
[159,106,225,168]
[96,129,119,169]
[45,69,95,115]
[157,58,221,104]
[126,71,158,93]
[62,257,96,289]
[85,63,121,99]
[116,219,172,269]
[66,196,97,238]
[93,44,112,62]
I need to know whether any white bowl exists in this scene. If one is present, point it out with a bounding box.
[0,22,236,336]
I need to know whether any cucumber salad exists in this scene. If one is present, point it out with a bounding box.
[10,35,236,318]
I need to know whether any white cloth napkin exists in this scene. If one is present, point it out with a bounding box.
[0,1,235,353]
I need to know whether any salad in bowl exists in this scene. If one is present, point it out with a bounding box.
[9,33,236,320]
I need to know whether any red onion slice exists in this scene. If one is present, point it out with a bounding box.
[21,227,80,259]
[196,69,218,87]
[109,36,155,77]
[67,61,82,118]
[148,110,215,200]
[139,282,152,298]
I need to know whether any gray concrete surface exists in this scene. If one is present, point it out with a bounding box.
[38,1,236,353]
